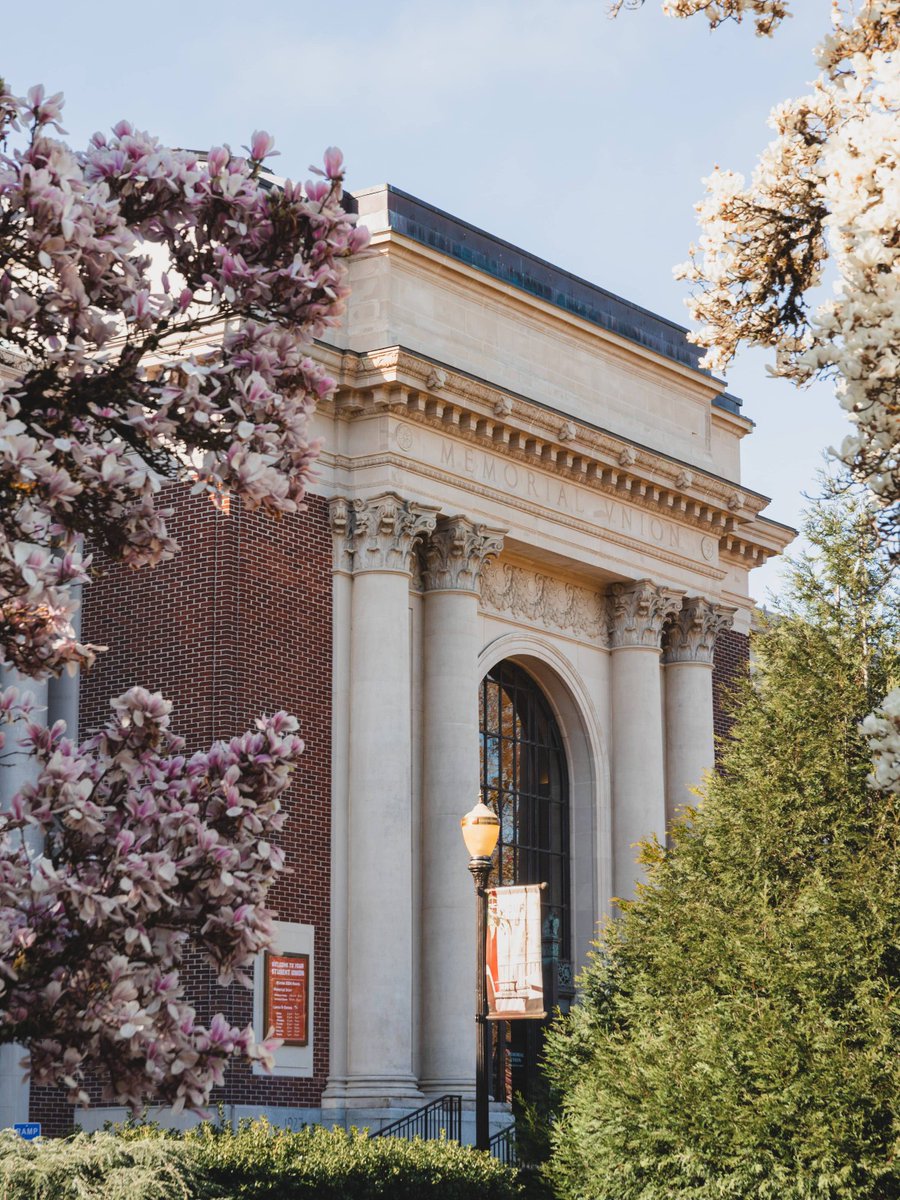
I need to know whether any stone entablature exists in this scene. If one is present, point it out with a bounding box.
[316,342,794,575]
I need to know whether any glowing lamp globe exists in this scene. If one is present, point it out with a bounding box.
[460,801,500,859]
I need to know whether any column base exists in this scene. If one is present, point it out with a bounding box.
[418,1077,476,1101]
[330,1075,425,1110]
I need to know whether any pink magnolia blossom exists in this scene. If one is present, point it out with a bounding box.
[0,76,368,1111]
[0,77,367,679]
[0,686,303,1112]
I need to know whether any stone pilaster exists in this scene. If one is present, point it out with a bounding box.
[606,580,683,899]
[663,598,736,826]
[419,517,504,1097]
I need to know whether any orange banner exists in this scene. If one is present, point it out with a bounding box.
[486,885,545,1020]
[264,951,309,1046]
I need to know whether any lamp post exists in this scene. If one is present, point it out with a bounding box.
[460,799,500,1152]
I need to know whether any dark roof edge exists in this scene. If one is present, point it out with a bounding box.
[368,184,743,419]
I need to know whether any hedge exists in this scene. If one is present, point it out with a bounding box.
[0,1121,523,1200]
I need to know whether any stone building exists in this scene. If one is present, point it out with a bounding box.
[15,185,793,1136]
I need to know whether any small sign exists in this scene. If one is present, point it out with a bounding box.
[264,951,309,1046]
[14,1123,40,1141]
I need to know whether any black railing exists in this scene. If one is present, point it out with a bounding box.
[372,1094,462,1143]
[489,1122,518,1165]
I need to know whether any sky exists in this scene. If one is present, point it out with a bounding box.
[4,0,848,602]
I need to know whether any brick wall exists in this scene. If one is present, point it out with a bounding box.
[30,489,333,1135]
[712,628,750,757]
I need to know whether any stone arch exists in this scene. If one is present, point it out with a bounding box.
[476,631,610,975]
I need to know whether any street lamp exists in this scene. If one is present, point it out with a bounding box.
[460,799,500,1152]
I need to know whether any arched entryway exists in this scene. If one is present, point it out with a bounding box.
[478,659,574,1107]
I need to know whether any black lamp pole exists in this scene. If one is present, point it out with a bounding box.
[468,853,493,1152]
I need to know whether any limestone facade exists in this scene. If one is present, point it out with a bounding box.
[315,186,792,1129]
[18,184,792,1137]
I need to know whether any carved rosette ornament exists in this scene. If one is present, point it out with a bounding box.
[663,597,736,665]
[329,492,438,575]
[606,580,684,650]
[422,516,505,593]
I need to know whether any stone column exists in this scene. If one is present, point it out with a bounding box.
[419,517,504,1098]
[663,597,735,826]
[607,580,682,900]
[341,493,438,1109]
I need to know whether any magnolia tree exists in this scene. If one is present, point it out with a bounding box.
[617,0,900,538]
[0,80,367,1110]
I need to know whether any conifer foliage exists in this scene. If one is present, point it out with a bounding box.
[545,488,900,1199]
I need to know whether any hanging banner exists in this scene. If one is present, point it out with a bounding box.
[486,884,546,1020]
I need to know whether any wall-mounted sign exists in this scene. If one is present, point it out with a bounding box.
[486,884,546,1020]
[264,951,309,1046]
[14,1123,40,1141]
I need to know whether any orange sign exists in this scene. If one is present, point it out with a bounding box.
[264,952,309,1046]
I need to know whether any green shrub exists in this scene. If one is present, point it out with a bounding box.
[0,1129,196,1200]
[186,1120,522,1200]
[0,1121,522,1200]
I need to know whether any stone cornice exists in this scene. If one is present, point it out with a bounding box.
[607,580,683,651]
[316,343,794,568]
[663,597,736,665]
[330,492,438,576]
[422,517,505,593]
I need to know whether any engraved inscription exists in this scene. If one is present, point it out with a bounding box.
[437,435,687,553]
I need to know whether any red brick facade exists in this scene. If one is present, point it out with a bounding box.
[30,488,333,1135]
[712,627,751,755]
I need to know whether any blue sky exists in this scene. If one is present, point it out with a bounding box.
[5,0,846,600]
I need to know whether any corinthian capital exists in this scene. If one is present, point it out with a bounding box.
[663,597,736,665]
[606,580,683,650]
[422,517,505,593]
[330,492,439,575]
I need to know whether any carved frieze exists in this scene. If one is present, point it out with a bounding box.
[606,580,683,650]
[422,517,505,593]
[330,492,438,575]
[663,596,736,664]
[480,559,606,643]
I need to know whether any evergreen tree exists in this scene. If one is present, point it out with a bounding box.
[544,485,900,1200]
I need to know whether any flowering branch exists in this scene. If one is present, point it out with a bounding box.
[0,78,368,1111]
[0,81,367,676]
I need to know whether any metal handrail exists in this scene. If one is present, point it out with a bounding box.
[372,1094,462,1143]
[489,1121,518,1165]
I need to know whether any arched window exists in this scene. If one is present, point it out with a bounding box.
[479,659,571,1104]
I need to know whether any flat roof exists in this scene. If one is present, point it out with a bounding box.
[350,185,743,419]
